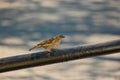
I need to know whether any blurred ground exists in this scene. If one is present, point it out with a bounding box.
[0,0,120,80]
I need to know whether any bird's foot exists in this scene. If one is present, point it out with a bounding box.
[45,50,52,56]
[46,49,55,56]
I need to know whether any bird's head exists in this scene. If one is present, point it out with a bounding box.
[56,34,65,38]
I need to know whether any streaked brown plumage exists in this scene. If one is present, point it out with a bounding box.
[29,34,65,52]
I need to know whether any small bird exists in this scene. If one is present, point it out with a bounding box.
[29,34,65,52]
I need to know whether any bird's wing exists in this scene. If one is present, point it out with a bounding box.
[37,37,55,46]
[29,36,56,51]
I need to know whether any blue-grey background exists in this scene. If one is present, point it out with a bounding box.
[0,0,120,80]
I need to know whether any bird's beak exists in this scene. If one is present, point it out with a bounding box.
[62,35,65,38]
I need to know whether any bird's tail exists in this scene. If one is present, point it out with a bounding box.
[29,46,38,51]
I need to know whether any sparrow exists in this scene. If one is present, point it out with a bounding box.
[29,34,65,52]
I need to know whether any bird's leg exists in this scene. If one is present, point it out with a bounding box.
[51,48,56,51]
[46,49,56,56]
[50,49,57,56]
[45,49,52,56]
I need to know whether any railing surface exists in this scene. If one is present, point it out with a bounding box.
[0,39,120,73]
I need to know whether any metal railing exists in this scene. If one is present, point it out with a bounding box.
[0,39,120,73]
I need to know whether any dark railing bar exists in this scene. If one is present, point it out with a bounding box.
[0,39,120,73]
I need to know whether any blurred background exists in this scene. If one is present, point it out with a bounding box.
[0,0,120,80]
